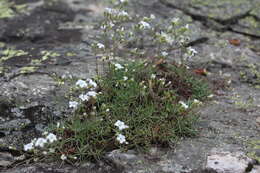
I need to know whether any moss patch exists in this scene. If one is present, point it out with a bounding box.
[0,48,28,63]
[19,66,37,74]
[0,0,27,19]
[247,140,260,162]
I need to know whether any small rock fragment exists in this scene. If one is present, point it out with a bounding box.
[0,152,14,167]
[250,165,260,173]
[206,151,255,173]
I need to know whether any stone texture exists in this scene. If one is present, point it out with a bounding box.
[0,0,260,172]
[206,151,255,173]
[0,152,14,167]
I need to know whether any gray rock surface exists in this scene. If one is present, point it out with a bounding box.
[0,0,260,172]
[206,150,256,173]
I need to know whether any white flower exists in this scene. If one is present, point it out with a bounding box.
[97,43,105,49]
[76,79,88,88]
[179,101,189,109]
[87,91,97,97]
[123,76,128,81]
[35,138,47,148]
[105,8,115,14]
[114,63,124,70]
[139,21,151,29]
[162,51,168,56]
[185,47,198,59]
[172,17,179,24]
[118,10,128,17]
[116,134,128,144]
[86,78,97,88]
[151,74,156,79]
[61,154,67,160]
[24,142,34,151]
[114,120,129,130]
[160,32,174,44]
[187,47,198,56]
[150,14,155,19]
[106,108,110,112]
[120,0,127,2]
[46,133,57,143]
[109,22,115,28]
[57,122,60,128]
[106,8,128,17]
[79,94,89,101]
[69,101,78,109]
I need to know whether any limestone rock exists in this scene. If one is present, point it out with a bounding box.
[206,151,257,173]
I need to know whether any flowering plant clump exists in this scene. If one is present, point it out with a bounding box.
[43,59,210,162]
[23,0,210,163]
[23,63,210,163]
[23,132,60,160]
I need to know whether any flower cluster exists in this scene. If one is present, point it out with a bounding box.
[69,101,78,109]
[69,78,98,110]
[184,47,198,59]
[24,133,57,151]
[76,78,97,89]
[116,134,127,144]
[171,17,180,25]
[123,76,128,81]
[114,120,129,144]
[157,32,174,44]
[104,8,129,19]
[76,79,88,88]
[114,120,129,130]
[79,91,97,102]
[138,21,151,29]
[161,51,168,57]
[97,43,105,49]
[114,63,124,70]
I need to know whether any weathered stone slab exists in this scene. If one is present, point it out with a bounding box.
[206,150,258,173]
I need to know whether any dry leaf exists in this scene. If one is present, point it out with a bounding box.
[229,39,240,46]
[193,68,207,76]
[154,58,165,66]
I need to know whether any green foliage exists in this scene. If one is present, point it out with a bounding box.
[0,0,27,19]
[0,48,28,63]
[48,60,210,162]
